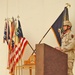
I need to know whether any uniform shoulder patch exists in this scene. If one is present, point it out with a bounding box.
[71,34,74,38]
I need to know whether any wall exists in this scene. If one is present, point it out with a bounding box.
[0,0,75,75]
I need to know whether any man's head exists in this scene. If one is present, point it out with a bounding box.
[63,20,72,31]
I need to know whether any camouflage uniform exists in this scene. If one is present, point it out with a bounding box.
[59,21,75,75]
[61,31,75,75]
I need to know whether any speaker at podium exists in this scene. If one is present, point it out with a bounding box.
[35,43,68,75]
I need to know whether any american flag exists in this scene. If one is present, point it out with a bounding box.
[9,37,28,73]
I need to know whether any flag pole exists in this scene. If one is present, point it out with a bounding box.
[11,17,15,75]
[28,42,34,51]
[17,16,21,75]
[8,18,15,75]
[31,26,52,55]
[39,27,52,44]
[14,18,18,75]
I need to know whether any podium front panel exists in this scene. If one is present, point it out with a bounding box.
[35,43,68,75]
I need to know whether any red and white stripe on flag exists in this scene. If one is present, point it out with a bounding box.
[9,37,28,74]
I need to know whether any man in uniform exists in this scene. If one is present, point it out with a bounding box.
[58,20,75,75]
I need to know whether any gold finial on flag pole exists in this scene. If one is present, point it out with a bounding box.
[66,3,71,8]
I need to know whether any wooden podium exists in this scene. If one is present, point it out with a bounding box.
[35,43,68,75]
